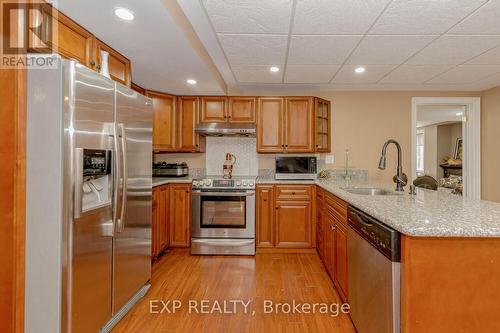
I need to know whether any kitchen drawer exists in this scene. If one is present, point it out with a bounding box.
[275,185,312,201]
[325,192,348,219]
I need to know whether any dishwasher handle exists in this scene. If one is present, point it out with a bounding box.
[348,206,401,262]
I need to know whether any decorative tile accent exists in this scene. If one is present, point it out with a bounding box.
[205,137,258,176]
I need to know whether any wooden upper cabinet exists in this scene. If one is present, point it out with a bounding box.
[177,97,205,152]
[169,184,191,247]
[228,97,256,123]
[131,82,146,95]
[94,38,131,87]
[315,98,331,153]
[256,185,275,248]
[200,97,227,123]
[31,7,94,67]
[284,97,314,152]
[275,201,312,248]
[147,91,176,152]
[257,97,284,153]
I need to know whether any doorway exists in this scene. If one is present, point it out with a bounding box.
[411,97,481,199]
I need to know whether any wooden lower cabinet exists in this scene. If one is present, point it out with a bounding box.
[152,183,191,260]
[275,201,312,248]
[256,185,274,247]
[169,184,191,247]
[256,185,314,250]
[323,211,336,278]
[334,223,348,301]
[317,186,349,302]
[152,185,169,259]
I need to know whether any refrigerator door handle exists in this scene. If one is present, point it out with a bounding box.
[113,123,122,234]
[117,123,128,233]
[74,148,84,218]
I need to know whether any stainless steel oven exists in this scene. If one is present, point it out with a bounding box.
[191,177,256,255]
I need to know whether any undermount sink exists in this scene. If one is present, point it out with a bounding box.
[343,187,399,196]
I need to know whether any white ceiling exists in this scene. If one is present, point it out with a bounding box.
[179,0,500,91]
[417,105,466,127]
[55,0,225,95]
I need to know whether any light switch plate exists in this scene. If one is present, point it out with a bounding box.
[325,155,335,164]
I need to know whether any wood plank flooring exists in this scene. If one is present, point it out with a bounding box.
[112,249,355,333]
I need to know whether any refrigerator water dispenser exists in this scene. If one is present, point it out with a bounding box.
[75,148,112,217]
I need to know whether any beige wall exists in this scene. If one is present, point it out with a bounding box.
[481,86,500,202]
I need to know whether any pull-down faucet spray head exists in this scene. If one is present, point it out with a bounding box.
[378,155,387,170]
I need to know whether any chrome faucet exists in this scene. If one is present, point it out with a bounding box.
[378,139,407,192]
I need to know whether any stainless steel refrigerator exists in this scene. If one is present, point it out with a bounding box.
[25,57,152,333]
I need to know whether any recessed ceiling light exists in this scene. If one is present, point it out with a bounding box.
[456,112,464,116]
[186,79,197,85]
[114,7,134,21]
[355,67,366,74]
[269,66,280,73]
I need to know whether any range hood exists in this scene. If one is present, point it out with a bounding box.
[195,122,256,137]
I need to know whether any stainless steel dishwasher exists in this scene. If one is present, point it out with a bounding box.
[347,206,401,333]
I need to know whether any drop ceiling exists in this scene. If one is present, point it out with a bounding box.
[179,0,500,91]
[55,0,225,95]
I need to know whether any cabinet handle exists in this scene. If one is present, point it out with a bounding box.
[292,192,296,195]
[275,207,279,210]
[90,60,95,66]
[330,225,336,230]
[263,199,267,202]
[285,144,288,148]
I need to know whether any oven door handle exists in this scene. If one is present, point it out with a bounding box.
[191,239,255,247]
[192,191,255,197]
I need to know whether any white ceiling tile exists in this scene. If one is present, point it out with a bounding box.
[380,65,454,84]
[293,0,391,34]
[218,34,288,66]
[346,35,436,65]
[232,66,283,83]
[370,0,486,34]
[285,65,340,83]
[202,0,293,33]
[407,35,500,65]
[288,35,362,65]
[469,72,500,91]
[467,45,500,65]
[450,0,500,34]
[427,65,500,84]
[332,65,397,84]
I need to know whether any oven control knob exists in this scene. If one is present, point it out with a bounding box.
[249,180,255,187]
[242,180,248,186]
[236,180,242,187]
[203,179,212,187]
[192,180,199,187]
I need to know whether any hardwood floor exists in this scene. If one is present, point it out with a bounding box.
[112,249,355,333]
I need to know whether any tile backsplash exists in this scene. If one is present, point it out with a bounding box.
[205,137,258,176]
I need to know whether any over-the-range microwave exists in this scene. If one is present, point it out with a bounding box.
[275,156,317,180]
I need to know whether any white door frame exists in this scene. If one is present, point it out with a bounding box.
[411,97,481,199]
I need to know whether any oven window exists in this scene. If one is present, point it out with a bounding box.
[201,196,246,228]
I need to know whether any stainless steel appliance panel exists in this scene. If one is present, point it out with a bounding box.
[347,207,400,333]
[191,239,255,255]
[71,63,116,333]
[113,84,153,313]
[192,190,255,239]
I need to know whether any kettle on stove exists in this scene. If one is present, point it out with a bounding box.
[223,153,237,179]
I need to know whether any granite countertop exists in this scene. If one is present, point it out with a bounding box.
[257,175,500,238]
[152,176,193,187]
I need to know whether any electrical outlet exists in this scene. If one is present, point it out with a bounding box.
[325,155,335,164]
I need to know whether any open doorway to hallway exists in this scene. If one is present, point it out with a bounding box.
[411,97,481,199]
